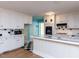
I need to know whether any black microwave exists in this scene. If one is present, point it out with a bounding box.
[14,30,22,35]
[45,26,52,35]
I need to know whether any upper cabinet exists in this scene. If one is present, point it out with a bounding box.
[56,13,79,28]
[0,8,32,29]
[67,13,79,28]
[56,14,68,24]
[23,15,32,24]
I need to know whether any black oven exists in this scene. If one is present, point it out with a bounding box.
[45,26,52,35]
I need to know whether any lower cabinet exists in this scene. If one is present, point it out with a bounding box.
[0,35,24,53]
[33,38,79,58]
[0,41,7,53]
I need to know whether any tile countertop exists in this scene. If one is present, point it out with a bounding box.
[31,35,79,46]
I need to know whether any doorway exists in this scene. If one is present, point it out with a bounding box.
[24,24,31,49]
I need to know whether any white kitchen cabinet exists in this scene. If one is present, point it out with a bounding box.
[0,35,14,52]
[23,15,32,24]
[6,35,24,51]
[13,35,24,48]
[0,37,10,53]
[7,38,19,51]
[0,33,24,53]
[56,14,68,24]
[33,37,79,58]
[57,13,79,28]
[0,8,32,29]
[0,10,24,29]
[67,13,79,28]
[0,41,5,53]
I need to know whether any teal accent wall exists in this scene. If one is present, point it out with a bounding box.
[32,16,44,36]
[33,16,44,22]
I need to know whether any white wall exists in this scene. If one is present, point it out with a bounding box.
[0,8,32,29]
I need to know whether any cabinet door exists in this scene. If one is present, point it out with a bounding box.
[3,39,11,51]
[15,35,24,47]
[73,15,79,28]
[0,38,11,53]
[56,15,64,23]
[12,35,24,48]
[56,15,67,24]
[67,20,74,28]
[4,35,24,52]
[68,14,79,28]
[0,41,6,53]
[5,36,19,51]
[24,16,32,24]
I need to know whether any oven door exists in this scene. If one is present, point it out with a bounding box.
[45,26,52,35]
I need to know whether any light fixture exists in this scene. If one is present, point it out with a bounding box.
[45,11,55,16]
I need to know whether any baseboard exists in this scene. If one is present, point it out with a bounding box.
[32,50,55,58]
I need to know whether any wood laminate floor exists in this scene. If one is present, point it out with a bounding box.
[0,48,42,58]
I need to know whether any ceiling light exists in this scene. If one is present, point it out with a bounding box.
[45,11,55,16]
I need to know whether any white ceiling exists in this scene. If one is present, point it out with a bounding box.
[0,1,79,16]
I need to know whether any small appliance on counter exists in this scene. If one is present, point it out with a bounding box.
[7,29,23,35]
[14,29,22,35]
